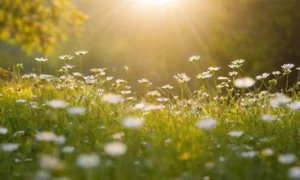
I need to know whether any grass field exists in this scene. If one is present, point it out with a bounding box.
[1,56,300,179]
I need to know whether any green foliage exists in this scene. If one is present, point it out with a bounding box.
[0,0,87,54]
[0,57,300,179]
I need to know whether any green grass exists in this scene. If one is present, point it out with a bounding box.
[0,58,300,179]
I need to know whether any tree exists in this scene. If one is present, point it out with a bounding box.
[0,0,87,55]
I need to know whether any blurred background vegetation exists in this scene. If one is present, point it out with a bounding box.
[0,0,300,90]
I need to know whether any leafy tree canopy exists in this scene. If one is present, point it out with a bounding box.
[0,0,87,55]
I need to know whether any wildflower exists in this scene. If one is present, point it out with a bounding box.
[115,79,126,84]
[217,76,229,81]
[232,59,245,65]
[161,84,174,90]
[217,82,229,89]
[75,50,88,56]
[164,138,172,143]
[261,148,274,156]
[54,135,66,144]
[289,101,300,111]
[90,68,106,75]
[16,63,23,69]
[147,90,161,97]
[40,155,63,170]
[229,64,241,68]
[188,55,200,62]
[2,143,19,152]
[62,65,75,70]
[72,72,83,77]
[104,142,127,157]
[102,94,124,104]
[59,55,73,61]
[208,67,220,72]
[289,167,300,179]
[240,151,256,158]
[261,114,277,122]
[35,170,51,180]
[16,99,26,103]
[157,97,169,102]
[76,153,100,168]
[46,99,68,109]
[22,73,37,79]
[195,117,217,130]
[66,106,85,115]
[62,146,75,153]
[0,127,8,135]
[205,162,215,169]
[138,78,150,84]
[197,71,212,79]
[39,74,53,81]
[272,71,281,75]
[228,131,243,137]
[106,76,114,81]
[35,57,48,62]
[278,153,296,164]
[256,73,270,80]
[229,71,238,76]
[120,90,131,95]
[121,116,145,128]
[233,77,255,88]
[83,75,96,84]
[281,63,295,70]
[270,94,291,108]
[54,177,71,180]
[112,132,125,140]
[13,131,25,137]
[174,73,191,83]
[36,131,57,142]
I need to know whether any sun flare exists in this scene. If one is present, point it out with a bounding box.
[136,0,175,6]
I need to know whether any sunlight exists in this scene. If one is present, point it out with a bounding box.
[135,0,175,6]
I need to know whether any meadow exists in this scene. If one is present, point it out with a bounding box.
[1,53,300,180]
